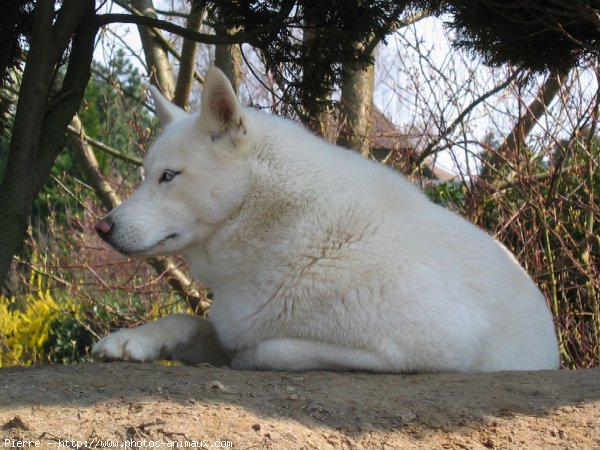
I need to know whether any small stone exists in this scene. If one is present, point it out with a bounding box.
[483,438,495,449]
[208,380,226,390]
[3,415,31,431]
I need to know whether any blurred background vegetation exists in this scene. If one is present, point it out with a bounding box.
[0,0,598,369]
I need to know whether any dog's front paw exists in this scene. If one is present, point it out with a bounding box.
[92,329,161,362]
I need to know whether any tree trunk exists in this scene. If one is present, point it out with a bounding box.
[0,0,96,284]
[214,24,242,94]
[299,6,331,138]
[337,58,375,156]
[173,2,205,109]
[130,0,176,98]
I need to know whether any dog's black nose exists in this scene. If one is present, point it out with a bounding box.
[95,217,114,239]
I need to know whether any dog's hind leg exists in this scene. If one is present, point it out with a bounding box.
[92,314,230,366]
[231,338,394,372]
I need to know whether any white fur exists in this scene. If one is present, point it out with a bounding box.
[92,68,559,372]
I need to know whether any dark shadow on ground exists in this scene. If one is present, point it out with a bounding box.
[1,362,599,435]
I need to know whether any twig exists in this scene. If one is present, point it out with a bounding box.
[66,123,143,167]
[413,69,523,171]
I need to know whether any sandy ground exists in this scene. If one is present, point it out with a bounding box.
[0,363,599,449]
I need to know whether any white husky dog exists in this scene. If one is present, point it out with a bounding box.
[92,67,559,372]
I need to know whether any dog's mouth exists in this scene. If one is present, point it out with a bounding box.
[159,233,179,243]
[144,232,180,253]
[111,232,180,258]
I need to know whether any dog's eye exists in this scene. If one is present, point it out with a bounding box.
[159,170,181,183]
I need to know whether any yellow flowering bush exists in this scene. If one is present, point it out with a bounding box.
[0,269,59,367]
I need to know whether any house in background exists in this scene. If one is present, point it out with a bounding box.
[328,104,456,183]
[367,107,455,183]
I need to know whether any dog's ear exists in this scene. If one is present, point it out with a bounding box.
[149,85,186,125]
[198,67,246,144]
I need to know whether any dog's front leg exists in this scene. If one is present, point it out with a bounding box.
[231,338,391,372]
[92,314,229,366]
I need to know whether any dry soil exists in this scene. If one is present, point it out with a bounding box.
[0,363,599,449]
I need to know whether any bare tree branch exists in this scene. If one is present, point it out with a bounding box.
[479,69,569,188]
[413,69,523,171]
[95,11,289,46]
[363,10,429,58]
[66,122,143,166]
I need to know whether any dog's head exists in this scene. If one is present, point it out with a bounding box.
[95,67,252,258]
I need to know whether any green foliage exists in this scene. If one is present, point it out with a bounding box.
[0,48,163,367]
[32,49,154,228]
[0,265,60,367]
[423,131,600,368]
[43,314,94,365]
[486,141,599,367]
[424,180,467,213]
[80,49,154,164]
[208,0,409,118]
[416,0,599,72]
[0,216,193,367]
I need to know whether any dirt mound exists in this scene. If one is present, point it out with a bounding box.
[1,363,599,449]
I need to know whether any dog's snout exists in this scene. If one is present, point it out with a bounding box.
[95,217,114,240]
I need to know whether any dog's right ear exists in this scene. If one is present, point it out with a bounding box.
[198,67,247,145]
[149,85,187,126]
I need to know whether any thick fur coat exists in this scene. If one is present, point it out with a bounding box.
[92,68,559,372]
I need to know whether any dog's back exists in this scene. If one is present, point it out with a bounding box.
[93,68,559,372]
[200,107,559,372]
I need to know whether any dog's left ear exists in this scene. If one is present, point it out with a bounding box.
[149,85,187,126]
[198,67,247,144]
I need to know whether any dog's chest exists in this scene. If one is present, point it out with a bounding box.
[208,260,385,352]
